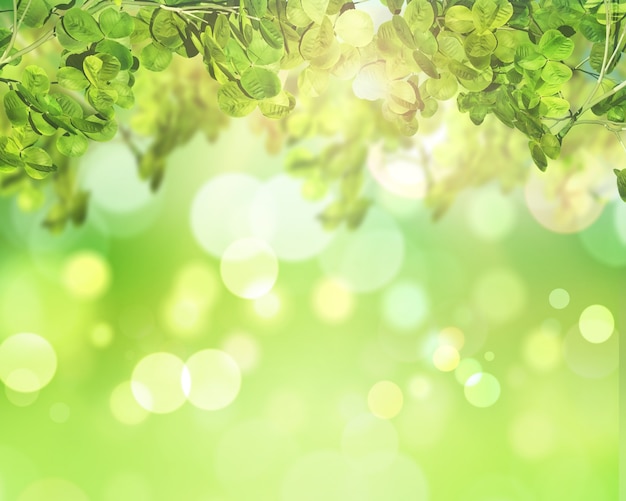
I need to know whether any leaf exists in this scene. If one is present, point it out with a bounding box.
[57,133,89,157]
[57,66,89,90]
[214,14,231,49]
[413,50,439,78]
[244,0,267,18]
[18,0,50,28]
[538,29,575,60]
[62,7,104,42]
[539,96,570,117]
[445,5,474,33]
[404,0,434,32]
[392,15,416,49]
[464,31,497,58]
[614,169,626,202]
[301,0,329,24]
[240,67,281,100]
[515,44,547,70]
[472,0,512,32]
[99,8,134,38]
[140,43,173,71]
[540,133,561,159]
[217,81,257,117]
[55,94,83,118]
[541,61,572,84]
[300,18,335,59]
[22,65,50,95]
[3,91,28,126]
[259,91,296,119]
[259,19,283,50]
[335,9,374,48]
[96,40,133,71]
[21,146,56,177]
[529,141,547,171]
[426,72,458,100]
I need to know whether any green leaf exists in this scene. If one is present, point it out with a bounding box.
[464,31,497,58]
[99,8,134,38]
[62,7,104,42]
[614,169,626,202]
[515,44,547,70]
[300,17,335,59]
[413,50,439,78]
[96,40,133,71]
[140,43,173,72]
[22,65,50,95]
[240,67,281,100]
[392,15,416,49]
[57,66,90,90]
[57,133,89,157]
[214,14,231,49]
[335,9,374,48]
[472,0,513,32]
[539,96,570,117]
[21,146,56,177]
[541,61,572,84]
[18,0,50,28]
[445,5,474,33]
[404,0,434,32]
[4,91,28,126]
[529,141,547,171]
[55,94,83,118]
[244,0,267,18]
[538,29,575,60]
[540,133,561,160]
[301,0,329,24]
[217,81,257,117]
[259,91,296,119]
[259,19,283,50]
[426,72,458,100]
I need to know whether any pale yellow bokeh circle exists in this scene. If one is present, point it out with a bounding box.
[464,372,501,408]
[220,238,279,299]
[184,349,242,410]
[455,358,482,384]
[579,304,614,343]
[367,380,404,419]
[131,353,187,414]
[523,328,561,372]
[62,251,111,299]
[549,288,570,309]
[91,322,114,348]
[110,381,149,425]
[0,333,57,393]
[432,345,460,372]
[438,326,465,350]
[311,278,355,323]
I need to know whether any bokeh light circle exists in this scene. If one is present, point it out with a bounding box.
[81,142,151,214]
[220,238,279,299]
[549,288,570,309]
[467,186,517,241]
[432,345,460,372]
[184,349,241,410]
[0,333,57,393]
[319,208,404,293]
[62,251,111,300]
[367,380,404,419]
[472,268,526,325]
[522,327,561,372]
[311,278,355,323]
[381,281,429,330]
[454,358,482,384]
[110,381,149,425]
[563,325,618,378]
[131,353,187,414]
[464,372,501,408]
[191,173,261,257]
[249,174,333,261]
[578,304,614,344]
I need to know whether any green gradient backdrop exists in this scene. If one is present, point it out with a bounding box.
[0,121,620,501]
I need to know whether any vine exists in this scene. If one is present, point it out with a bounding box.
[0,0,625,231]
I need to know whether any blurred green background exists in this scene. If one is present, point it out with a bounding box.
[0,119,621,501]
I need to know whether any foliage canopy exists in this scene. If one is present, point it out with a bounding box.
[1,0,626,230]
